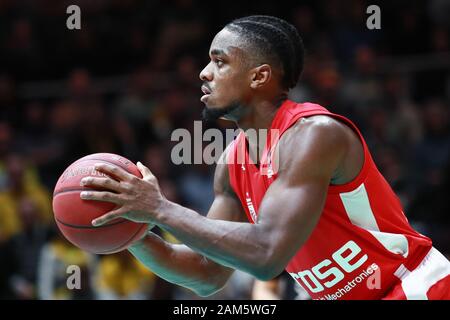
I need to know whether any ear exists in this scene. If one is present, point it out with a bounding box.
[250,64,272,89]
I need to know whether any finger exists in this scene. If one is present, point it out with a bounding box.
[94,163,134,182]
[80,177,124,192]
[92,207,126,226]
[137,161,153,179]
[80,190,121,204]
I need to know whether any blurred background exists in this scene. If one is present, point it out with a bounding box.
[0,0,449,300]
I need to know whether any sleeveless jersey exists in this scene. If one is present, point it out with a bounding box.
[227,100,432,300]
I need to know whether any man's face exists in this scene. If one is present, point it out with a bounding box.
[199,28,253,121]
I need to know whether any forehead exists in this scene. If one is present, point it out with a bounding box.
[209,28,246,59]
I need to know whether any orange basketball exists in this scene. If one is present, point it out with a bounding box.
[52,153,147,254]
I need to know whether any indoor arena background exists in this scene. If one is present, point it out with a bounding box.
[0,0,449,300]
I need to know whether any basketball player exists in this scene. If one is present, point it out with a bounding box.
[79,16,450,299]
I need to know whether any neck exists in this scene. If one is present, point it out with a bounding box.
[234,94,287,132]
[234,94,287,166]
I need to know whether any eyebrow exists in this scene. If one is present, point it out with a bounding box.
[210,49,227,57]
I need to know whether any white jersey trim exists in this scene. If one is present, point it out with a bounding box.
[339,183,409,258]
[394,247,450,300]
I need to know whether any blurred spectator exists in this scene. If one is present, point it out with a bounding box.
[95,251,155,300]
[252,273,310,300]
[2,198,51,299]
[177,162,215,216]
[0,153,52,242]
[340,45,384,120]
[4,18,41,79]
[428,0,450,27]
[0,75,19,125]
[67,69,95,103]
[0,242,15,298]
[252,279,280,300]
[114,67,159,145]
[37,231,97,300]
[409,160,450,253]
[414,99,450,189]
[142,144,171,180]
[0,121,14,190]
[78,99,123,155]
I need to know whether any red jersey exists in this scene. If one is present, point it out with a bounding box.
[227,100,434,300]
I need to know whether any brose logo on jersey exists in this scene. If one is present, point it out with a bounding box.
[290,240,368,293]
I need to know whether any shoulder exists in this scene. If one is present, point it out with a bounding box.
[276,115,350,176]
[284,114,349,142]
[279,114,351,153]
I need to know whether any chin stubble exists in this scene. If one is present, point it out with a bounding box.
[202,101,243,122]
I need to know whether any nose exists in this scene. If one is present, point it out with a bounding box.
[199,61,213,82]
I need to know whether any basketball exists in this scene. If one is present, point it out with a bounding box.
[52,153,148,254]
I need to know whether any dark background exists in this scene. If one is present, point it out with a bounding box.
[0,0,448,300]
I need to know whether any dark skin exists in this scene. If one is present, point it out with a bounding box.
[79,28,364,296]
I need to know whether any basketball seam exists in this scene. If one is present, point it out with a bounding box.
[96,223,147,254]
[55,217,127,229]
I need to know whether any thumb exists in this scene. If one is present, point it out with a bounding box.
[136,161,153,178]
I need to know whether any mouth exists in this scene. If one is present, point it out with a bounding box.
[201,85,212,95]
[200,85,212,102]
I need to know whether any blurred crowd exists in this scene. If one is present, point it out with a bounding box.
[0,0,449,300]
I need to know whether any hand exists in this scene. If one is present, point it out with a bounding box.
[80,161,167,226]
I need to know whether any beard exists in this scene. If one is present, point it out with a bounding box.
[202,101,244,122]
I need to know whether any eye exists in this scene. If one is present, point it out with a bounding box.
[215,59,224,68]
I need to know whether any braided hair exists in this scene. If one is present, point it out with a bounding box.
[225,15,304,90]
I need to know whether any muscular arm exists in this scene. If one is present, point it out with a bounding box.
[84,116,353,290]
[152,117,348,280]
[127,147,246,297]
